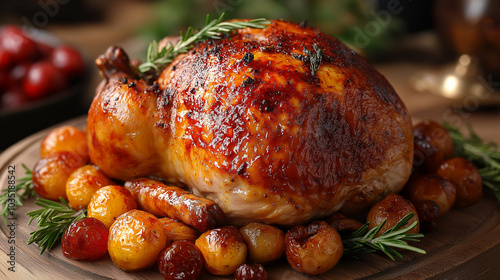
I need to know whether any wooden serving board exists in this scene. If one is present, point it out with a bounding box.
[1,116,499,280]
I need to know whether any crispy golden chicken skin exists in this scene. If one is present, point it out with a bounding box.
[87,20,413,226]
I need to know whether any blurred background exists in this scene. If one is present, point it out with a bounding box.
[0,0,438,64]
[0,0,499,149]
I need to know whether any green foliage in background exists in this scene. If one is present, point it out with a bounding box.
[141,0,406,58]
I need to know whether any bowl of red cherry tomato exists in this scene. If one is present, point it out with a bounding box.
[0,25,91,149]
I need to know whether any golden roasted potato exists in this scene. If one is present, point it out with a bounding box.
[195,226,247,276]
[239,222,285,264]
[32,151,87,200]
[65,165,114,210]
[159,217,200,244]
[87,185,137,228]
[285,221,343,275]
[108,209,167,271]
[403,174,456,214]
[367,194,420,234]
[40,125,89,162]
[437,157,483,207]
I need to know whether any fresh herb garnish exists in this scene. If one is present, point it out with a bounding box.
[443,122,500,202]
[0,164,35,224]
[137,13,270,79]
[27,197,86,254]
[342,213,426,260]
[303,43,323,76]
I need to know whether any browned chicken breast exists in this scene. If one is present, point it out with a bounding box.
[87,20,413,226]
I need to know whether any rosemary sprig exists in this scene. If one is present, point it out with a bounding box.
[27,197,86,254]
[0,164,35,224]
[137,13,270,78]
[443,122,500,202]
[343,213,426,260]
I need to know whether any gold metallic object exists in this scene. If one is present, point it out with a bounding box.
[412,0,500,106]
[412,54,500,106]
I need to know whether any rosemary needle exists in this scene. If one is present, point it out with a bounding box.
[443,122,500,202]
[0,164,35,224]
[27,197,86,254]
[342,213,426,260]
[137,13,270,78]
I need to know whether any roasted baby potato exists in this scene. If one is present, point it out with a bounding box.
[239,222,285,264]
[32,151,86,200]
[234,263,268,280]
[413,200,441,232]
[285,221,343,275]
[65,165,114,210]
[437,157,483,207]
[325,212,363,234]
[404,174,456,214]
[158,240,204,280]
[159,217,200,244]
[413,120,454,173]
[87,185,137,228]
[108,209,167,271]
[195,226,247,276]
[367,194,420,234]
[40,125,89,163]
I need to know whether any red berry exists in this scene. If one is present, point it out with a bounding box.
[9,63,30,83]
[51,46,85,79]
[62,217,108,261]
[0,72,7,91]
[158,241,204,280]
[23,61,67,99]
[1,87,28,108]
[235,263,268,280]
[0,26,38,63]
[0,25,23,37]
[0,49,12,71]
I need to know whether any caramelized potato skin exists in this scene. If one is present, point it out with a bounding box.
[285,221,343,275]
[234,263,268,280]
[414,200,440,232]
[195,226,248,276]
[87,185,137,228]
[159,217,200,244]
[404,174,456,214]
[108,210,167,272]
[413,120,454,173]
[437,157,483,207]
[239,222,285,264]
[32,151,86,200]
[367,194,420,235]
[40,125,89,163]
[65,165,114,210]
[325,212,363,234]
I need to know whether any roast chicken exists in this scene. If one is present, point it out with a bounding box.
[87,20,413,226]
